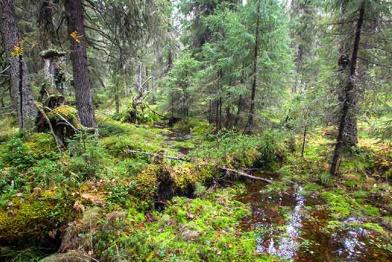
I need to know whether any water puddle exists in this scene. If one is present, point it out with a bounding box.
[239,178,392,261]
[260,186,304,259]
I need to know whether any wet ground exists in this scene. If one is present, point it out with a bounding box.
[239,175,392,261]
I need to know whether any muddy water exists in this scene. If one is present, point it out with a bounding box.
[239,177,392,261]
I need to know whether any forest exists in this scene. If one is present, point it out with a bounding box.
[0,0,391,261]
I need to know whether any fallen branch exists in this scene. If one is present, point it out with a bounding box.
[126,149,190,162]
[145,103,167,119]
[35,103,63,152]
[221,167,273,183]
[43,106,80,133]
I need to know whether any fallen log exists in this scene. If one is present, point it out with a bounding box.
[221,167,273,183]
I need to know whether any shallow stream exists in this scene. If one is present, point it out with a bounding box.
[239,175,392,261]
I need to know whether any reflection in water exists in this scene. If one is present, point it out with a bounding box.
[333,217,368,260]
[258,186,305,260]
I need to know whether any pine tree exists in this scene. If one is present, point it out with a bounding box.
[64,0,96,127]
[0,0,38,130]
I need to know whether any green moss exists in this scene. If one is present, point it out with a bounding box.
[361,204,380,216]
[362,222,384,233]
[99,185,270,261]
[100,121,165,158]
[25,133,58,160]
[321,191,351,219]
[126,164,160,210]
[303,183,323,194]
[0,194,71,242]
[47,105,79,125]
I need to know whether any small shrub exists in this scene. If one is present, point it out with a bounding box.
[2,136,34,172]
[31,159,65,187]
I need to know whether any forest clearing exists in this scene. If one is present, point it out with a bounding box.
[0,0,391,261]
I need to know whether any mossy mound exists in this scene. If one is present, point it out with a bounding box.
[0,192,72,243]
[47,105,80,127]
[97,185,270,261]
[25,133,58,159]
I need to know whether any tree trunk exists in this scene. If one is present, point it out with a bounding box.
[336,2,358,148]
[114,78,120,114]
[38,0,59,48]
[218,96,222,130]
[301,125,307,158]
[0,91,4,107]
[0,0,37,130]
[330,1,365,176]
[244,0,261,134]
[208,100,212,124]
[64,0,96,127]
[234,95,242,127]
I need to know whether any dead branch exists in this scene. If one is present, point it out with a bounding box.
[221,167,273,183]
[35,103,63,152]
[43,106,80,132]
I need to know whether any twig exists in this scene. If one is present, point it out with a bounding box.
[0,65,10,74]
[221,167,273,183]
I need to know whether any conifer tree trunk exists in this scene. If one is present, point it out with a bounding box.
[64,0,96,127]
[337,2,358,148]
[0,0,37,130]
[330,1,365,176]
[244,0,261,134]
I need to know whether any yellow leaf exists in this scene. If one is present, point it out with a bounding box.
[11,40,23,57]
[70,31,81,43]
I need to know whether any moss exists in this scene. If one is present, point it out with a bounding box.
[0,194,71,242]
[168,162,197,190]
[100,121,165,158]
[321,191,351,219]
[361,204,380,216]
[362,222,384,233]
[47,105,80,127]
[99,185,270,261]
[303,183,323,194]
[127,164,160,209]
[25,133,58,160]
[167,162,215,191]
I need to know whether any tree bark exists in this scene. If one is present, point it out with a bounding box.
[64,0,96,127]
[0,0,37,130]
[301,125,307,158]
[336,1,358,148]
[244,0,261,134]
[114,76,120,114]
[234,95,242,127]
[330,1,365,176]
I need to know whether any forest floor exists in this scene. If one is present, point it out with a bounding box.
[0,114,391,261]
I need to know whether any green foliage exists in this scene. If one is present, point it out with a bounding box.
[189,129,286,169]
[163,51,201,118]
[319,172,334,187]
[66,133,108,180]
[2,136,35,172]
[106,183,134,207]
[31,159,65,187]
[98,186,269,261]
[321,191,351,219]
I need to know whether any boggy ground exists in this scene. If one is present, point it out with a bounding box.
[0,116,391,261]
